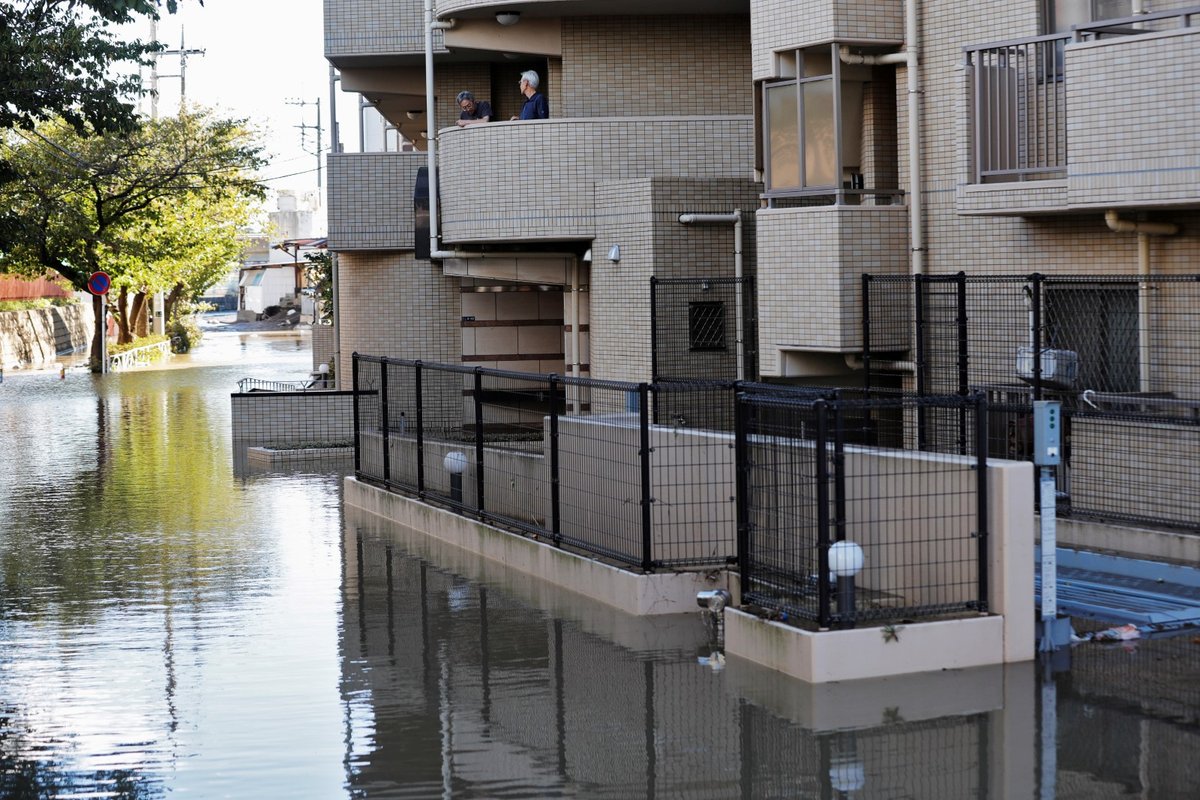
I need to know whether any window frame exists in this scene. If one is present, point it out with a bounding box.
[761,43,845,199]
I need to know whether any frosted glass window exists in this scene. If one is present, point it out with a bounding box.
[803,81,836,187]
[766,83,799,189]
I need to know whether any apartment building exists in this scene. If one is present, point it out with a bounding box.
[325,0,1200,538]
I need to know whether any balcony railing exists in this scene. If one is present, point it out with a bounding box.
[965,6,1200,185]
[964,33,1071,183]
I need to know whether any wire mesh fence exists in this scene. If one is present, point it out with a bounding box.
[736,392,989,629]
[864,273,1200,531]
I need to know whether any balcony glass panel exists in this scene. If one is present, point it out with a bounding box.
[766,83,799,190]
[803,80,836,188]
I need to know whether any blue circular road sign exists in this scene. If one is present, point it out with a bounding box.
[87,271,111,295]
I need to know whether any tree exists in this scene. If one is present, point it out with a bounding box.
[0,109,265,369]
[0,0,197,135]
[304,251,333,324]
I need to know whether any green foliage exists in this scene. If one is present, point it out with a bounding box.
[0,1,198,134]
[168,300,210,352]
[0,299,49,312]
[108,333,169,359]
[303,251,333,324]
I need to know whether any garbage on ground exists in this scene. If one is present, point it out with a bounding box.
[1072,623,1142,643]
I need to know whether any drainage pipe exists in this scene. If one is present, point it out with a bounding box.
[424,0,458,259]
[570,261,581,413]
[840,0,923,276]
[678,211,744,380]
[1104,210,1180,392]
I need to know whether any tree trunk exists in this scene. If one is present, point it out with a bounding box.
[164,283,184,323]
[115,286,132,344]
[132,291,149,338]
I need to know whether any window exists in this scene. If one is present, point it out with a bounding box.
[688,301,726,351]
[761,44,866,200]
[1044,0,1132,33]
[1044,286,1139,392]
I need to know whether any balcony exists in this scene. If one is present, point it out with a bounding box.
[327,151,426,251]
[324,0,435,63]
[437,116,753,243]
[960,7,1200,215]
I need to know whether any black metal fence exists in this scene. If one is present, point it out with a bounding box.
[864,273,1200,531]
[353,354,993,629]
[651,276,757,382]
[736,391,990,629]
[352,355,741,571]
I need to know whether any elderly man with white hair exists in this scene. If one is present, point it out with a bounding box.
[511,70,549,120]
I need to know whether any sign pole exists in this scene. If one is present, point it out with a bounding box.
[100,294,108,375]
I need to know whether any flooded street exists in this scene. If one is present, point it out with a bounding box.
[1,317,1198,798]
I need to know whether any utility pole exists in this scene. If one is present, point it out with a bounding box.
[146,20,204,336]
[149,19,206,119]
[287,98,324,188]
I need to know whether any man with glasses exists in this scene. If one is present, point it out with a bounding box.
[511,70,548,120]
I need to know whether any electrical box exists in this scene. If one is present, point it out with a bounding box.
[1017,347,1079,389]
[1033,401,1061,466]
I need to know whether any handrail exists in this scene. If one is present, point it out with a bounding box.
[107,340,171,372]
[1074,5,1200,41]
[237,376,330,393]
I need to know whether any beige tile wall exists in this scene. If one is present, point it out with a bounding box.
[324,0,441,58]
[560,16,751,117]
[335,251,462,381]
[438,117,754,243]
[327,152,426,251]
[1066,29,1200,208]
[751,0,904,80]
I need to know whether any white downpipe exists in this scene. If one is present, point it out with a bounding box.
[678,211,744,380]
[424,0,457,259]
[1104,210,1180,392]
[838,0,923,275]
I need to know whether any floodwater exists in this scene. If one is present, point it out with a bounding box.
[0,317,1198,798]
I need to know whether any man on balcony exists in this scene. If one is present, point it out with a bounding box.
[455,91,492,127]
[511,71,548,121]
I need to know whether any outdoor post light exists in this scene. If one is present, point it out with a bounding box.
[828,540,864,628]
[444,451,467,504]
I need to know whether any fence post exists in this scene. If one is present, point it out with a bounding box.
[352,353,361,476]
[914,274,928,450]
[415,361,425,498]
[639,383,653,572]
[380,359,391,485]
[975,392,991,612]
[957,271,970,454]
[549,374,561,546]
[474,368,486,517]
[815,400,832,628]
[650,276,659,384]
[861,273,873,399]
[734,391,750,578]
[1030,273,1043,401]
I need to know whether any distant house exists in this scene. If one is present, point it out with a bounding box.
[0,272,74,304]
[237,238,326,321]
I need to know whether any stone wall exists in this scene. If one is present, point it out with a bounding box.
[0,304,92,369]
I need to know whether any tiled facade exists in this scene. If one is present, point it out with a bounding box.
[438,118,754,243]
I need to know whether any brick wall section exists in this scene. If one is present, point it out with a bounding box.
[324,0,439,58]
[1066,29,1200,208]
[751,0,904,80]
[334,251,461,376]
[327,152,425,251]
[438,117,753,243]
[560,16,751,117]
[756,206,908,375]
[231,391,356,447]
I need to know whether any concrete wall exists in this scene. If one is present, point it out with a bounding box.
[0,304,91,369]
[751,0,904,80]
[326,152,425,251]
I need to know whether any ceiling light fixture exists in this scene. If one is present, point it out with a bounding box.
[495,11,520,26]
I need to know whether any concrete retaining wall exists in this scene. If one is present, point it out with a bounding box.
[231,391,356,447]
[0,304,92,369]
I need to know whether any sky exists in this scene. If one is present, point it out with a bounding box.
[124,0,357,202]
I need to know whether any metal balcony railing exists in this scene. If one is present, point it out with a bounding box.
[964,33,1071,183]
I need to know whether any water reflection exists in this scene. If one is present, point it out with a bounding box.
[342,508,1025,798]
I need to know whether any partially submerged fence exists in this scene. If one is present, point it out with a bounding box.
[353,355,993,629]
[736,392,989,629]
[863,272,1200,531]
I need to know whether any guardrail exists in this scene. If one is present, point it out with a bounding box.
[107,340,171,372]
[236,376,330,393]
